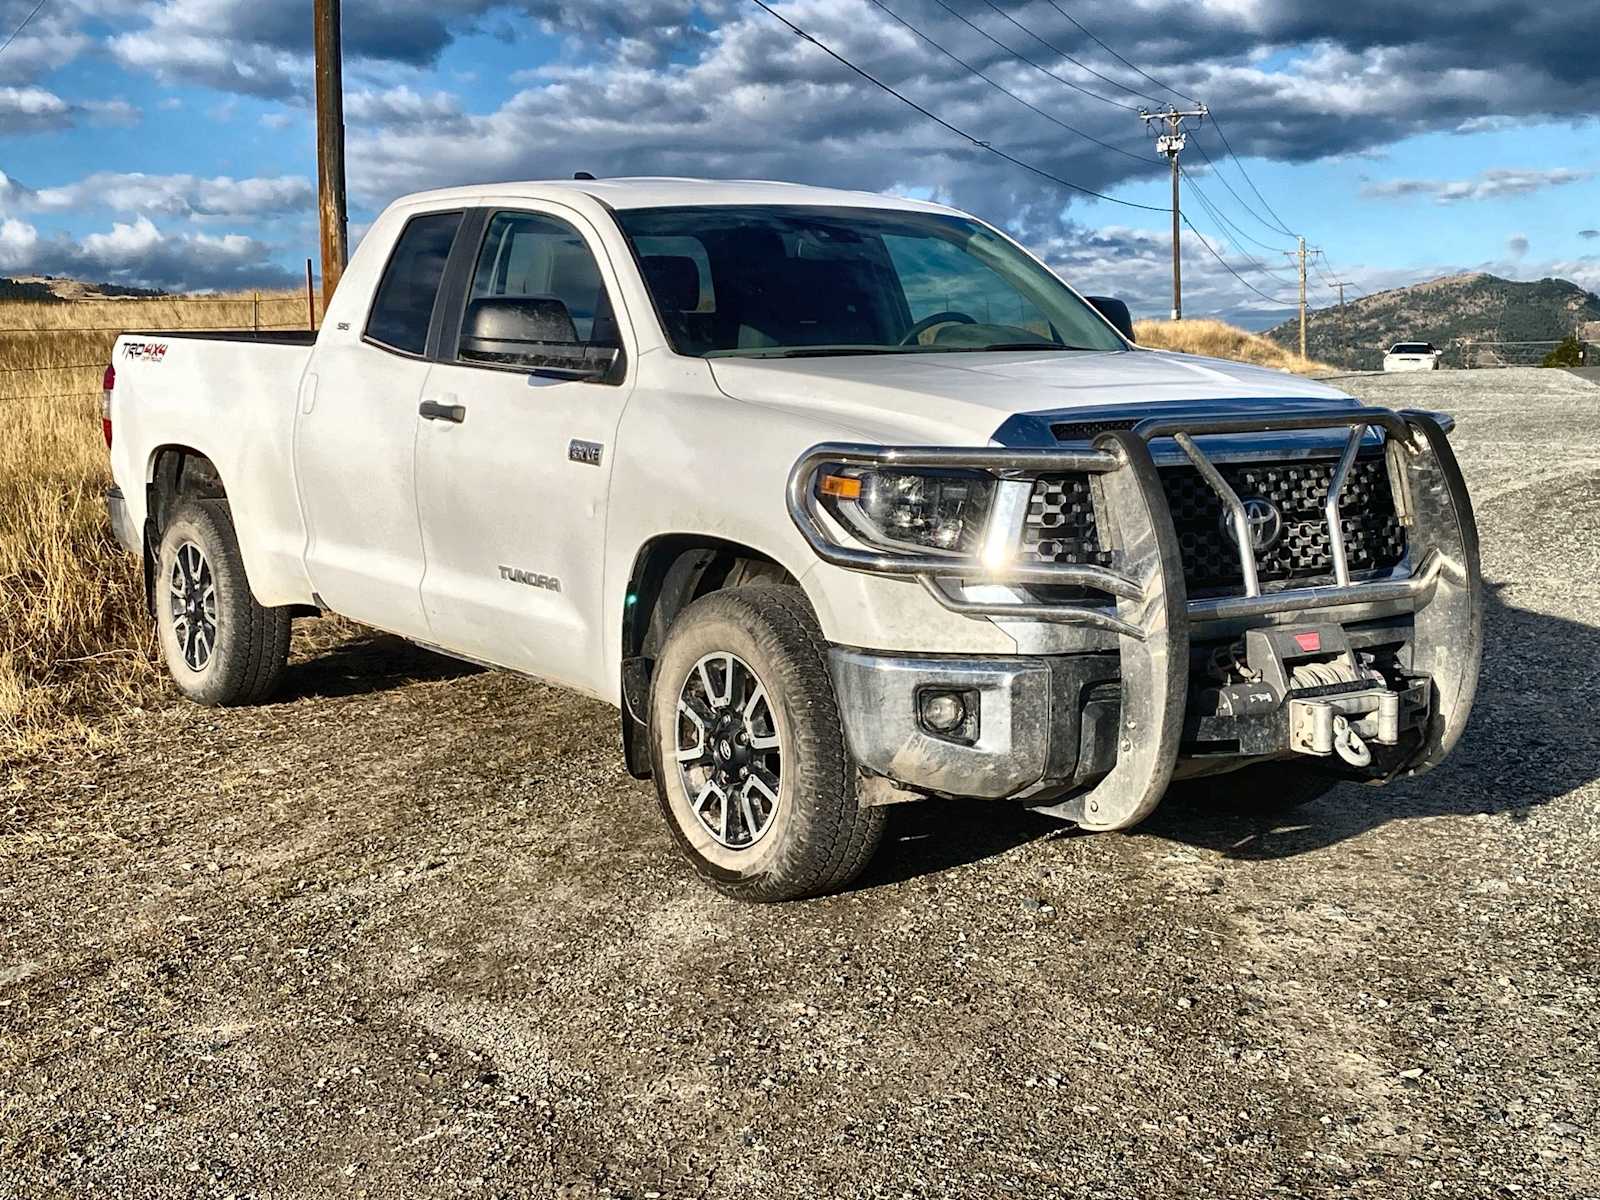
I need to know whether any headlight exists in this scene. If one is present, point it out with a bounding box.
[816,466,995,555]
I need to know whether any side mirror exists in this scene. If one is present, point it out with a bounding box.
[461,295,625,383]
[1085,296,1136,344]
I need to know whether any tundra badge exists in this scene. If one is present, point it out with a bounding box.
[499,566,562,592]
[569,439,604,467]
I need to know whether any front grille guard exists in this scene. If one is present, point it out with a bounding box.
[786,408,1483,832]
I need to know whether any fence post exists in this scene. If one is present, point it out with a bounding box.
[252,291,260,333]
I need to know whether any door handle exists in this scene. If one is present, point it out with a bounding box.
[419,398,466,423]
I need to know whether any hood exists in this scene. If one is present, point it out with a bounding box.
[707,347,1357,446]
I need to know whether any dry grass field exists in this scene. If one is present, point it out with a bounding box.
[0,291,315,772]
[1137,317,1337,376]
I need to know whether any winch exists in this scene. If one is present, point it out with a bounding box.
[1192,625,1432,769]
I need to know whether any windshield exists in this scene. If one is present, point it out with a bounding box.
[613,204,1128,358]
[1391,343,1436,355]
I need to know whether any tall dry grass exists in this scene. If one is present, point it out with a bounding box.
[1135,318,1338,376]
[0,291,318,776]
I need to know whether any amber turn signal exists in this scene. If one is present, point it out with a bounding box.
[817,474,862,501]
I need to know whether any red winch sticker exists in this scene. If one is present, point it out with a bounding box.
[122,341,170,363]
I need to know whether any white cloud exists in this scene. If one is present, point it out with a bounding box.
[345,86,463,127]
[1363,167,1594,204]
[0,215,297,291]
[0,85,137,133]
[0,170,314,220]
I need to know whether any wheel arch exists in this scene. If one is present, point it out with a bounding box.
[138,445,230,618]
[146,444,229,530]
[618,533,801,780]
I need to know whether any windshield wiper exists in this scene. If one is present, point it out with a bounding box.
[970,342,1097,352]
[761,346,910,359]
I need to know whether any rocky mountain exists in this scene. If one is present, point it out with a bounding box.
[1266,273,1600,370]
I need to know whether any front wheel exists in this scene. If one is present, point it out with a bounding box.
[154,499,291,706]
[647,585,885,902]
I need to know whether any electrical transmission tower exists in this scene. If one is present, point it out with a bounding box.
[1140,104,1208,320]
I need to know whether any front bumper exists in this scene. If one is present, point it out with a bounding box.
[106,486,141,554]
[828,649,1119,800]
[795,409,1483,828]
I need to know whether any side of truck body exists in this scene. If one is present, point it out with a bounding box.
[106,178,1482,901]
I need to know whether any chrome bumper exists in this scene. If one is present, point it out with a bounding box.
[793,410,1483,828]
[829,649,1052,800]
[106,486,140,554]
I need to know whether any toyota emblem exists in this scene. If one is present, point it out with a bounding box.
[1221,496,1284,552]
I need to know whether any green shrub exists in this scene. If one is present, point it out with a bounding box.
[1541,335,1585,368]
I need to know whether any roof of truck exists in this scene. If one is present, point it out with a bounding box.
[394,176,961,214]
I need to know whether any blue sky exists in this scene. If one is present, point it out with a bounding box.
[0,0,1595,325]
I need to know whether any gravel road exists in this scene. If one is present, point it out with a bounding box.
[3,368,1598,1199]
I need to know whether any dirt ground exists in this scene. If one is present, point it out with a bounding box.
[3,369,1598,1199]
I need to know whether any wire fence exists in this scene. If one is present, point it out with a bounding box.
[0,291,325,402]
[1458,340,1596,369]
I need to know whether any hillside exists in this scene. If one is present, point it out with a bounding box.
[1266,273,1600,370]
[3,274,166,301]
[1135,318,1337,376]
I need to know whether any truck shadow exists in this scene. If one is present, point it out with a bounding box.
[856,581,1598,885]
[1141,581,1598,860]
[276,622,481,702]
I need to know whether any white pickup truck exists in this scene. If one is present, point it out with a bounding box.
[104,178,1482,901]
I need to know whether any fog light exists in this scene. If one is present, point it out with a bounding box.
[919,690,968,734]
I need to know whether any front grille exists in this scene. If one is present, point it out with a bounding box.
[1022,455,1408,593]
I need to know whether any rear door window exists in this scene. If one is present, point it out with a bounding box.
[365,211,463,356]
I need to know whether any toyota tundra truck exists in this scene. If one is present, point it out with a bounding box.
[103,178,1482,901]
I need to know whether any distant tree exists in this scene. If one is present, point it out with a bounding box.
[1541,335,1584,368]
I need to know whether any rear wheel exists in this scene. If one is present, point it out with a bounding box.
[647,585,885,902]
[154,500,291,706]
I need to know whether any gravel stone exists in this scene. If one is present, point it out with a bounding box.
[1,368,1597,1197]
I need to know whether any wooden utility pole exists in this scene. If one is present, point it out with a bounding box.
[1330,280,1355,313]
[1283,236,1309,359]
[314,0,348,310]
[1140,105,1208,321]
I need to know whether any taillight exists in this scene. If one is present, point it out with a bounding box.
[101,363,115,448]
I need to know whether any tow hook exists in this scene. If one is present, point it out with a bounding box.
[1288,689,1399,762]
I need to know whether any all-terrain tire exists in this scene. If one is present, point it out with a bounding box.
[647,585,886,902]
[154,499,291,706]
[1176,759,1342,812]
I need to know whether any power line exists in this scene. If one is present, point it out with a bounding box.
[1038,0,1202,106]
[1187,131,1298,241]
[865,0,1151,165]
[971,0,1164,107]
[1181,172,1299,286]
[921,0,1141,113]
[1208,115,1299,240]
[746,0,1170,213]
[1180,166,1296,259]
[0,0,47,59]
[1180,213,1298,308]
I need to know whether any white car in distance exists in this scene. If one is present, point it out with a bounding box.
[1383,342,1443,372]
